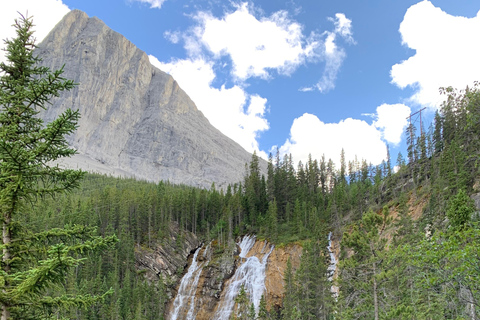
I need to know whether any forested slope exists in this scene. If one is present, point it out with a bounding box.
[20,83,480,319]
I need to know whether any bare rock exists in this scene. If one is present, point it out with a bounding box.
[134,223,200,287]
[36,10,262,188]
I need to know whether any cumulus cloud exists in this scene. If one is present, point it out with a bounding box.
[182,3,353,92]
[373,103,411,145]
[391,0,480,107]
[0,0,70,64]
[155,3,354,157]
[281,103,410,167]
[280,114,387,168]
[149,55,269,158]
[154,2,335,157]
[196,3,320,80]
[131,0,167,9]
[315,37,346,92]
[185,5,353,92]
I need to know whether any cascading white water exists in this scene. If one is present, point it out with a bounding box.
[238,234,256,258]
[327,232,337,281]
[327,232,339,298]
[214,235,274,319]
[169,245,207,320]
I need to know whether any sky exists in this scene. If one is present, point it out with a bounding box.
[1,0,480,169]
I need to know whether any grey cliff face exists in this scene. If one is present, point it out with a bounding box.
[134,223,200,285]
[36,10,257,188]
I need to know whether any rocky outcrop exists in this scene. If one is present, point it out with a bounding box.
[164,237,303,319]
[189,243,238,320]
[134,223,200,287]
[265,243,302,312]
[36,10,261,188]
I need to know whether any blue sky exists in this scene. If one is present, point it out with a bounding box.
[2,0,480,169]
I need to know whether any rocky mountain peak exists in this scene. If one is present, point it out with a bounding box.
[36,9,259,188]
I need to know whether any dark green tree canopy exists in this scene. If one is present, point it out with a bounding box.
[0,14,116,319]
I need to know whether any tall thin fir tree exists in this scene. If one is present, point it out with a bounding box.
[0,14,117,319]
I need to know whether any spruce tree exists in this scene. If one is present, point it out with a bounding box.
[0,14,116,319]
[338,207,391,320]
[446,189,475,230]
[258,295,268,319]
[281,257,297,320]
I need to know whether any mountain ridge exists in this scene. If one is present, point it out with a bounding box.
[36,9,261,188]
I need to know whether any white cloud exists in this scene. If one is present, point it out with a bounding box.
[164,30,180,44]
[312,13,354,92]
[391,0,480,107]
[0,0,70,64]
[280,103,409,167]
[153,2,338,157]
[331,13,355,44]
[190,5,353,90]
[155,3,354,157]
[373,103,411,145]
[196,3,319,80]
[299,86,314,92]
[149,55,269,158]
[131,0,167,9]
[280,113,387,168]
[315,36,346,92]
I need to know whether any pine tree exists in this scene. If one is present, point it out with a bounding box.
[281,257,297,320]
[294,240,332,320]
[0,15,116,319]
[267,153,276,203]
[233,285,251,320]
[385,145,392,177]
[266,200,278,242]
[258,295,268,320]
[446,189,475,230]
[433,110,444,155]
[338,207,391,320]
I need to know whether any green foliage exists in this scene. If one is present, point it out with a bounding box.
[338,207,391,320]
[281,258,296,320]
[231,285,253,320]
[258,295,268,320]
[0,14,117,319]
[281,240,333,320]
[391,225,480,319]
[446,189,475,230]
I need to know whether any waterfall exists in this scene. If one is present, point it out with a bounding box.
[238,234,256,258]
[327,232,339,298]
[327,232,336,281]
[214,235,274,319]
[169,245,207,320]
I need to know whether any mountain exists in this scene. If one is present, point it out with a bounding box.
[36,10,259,188]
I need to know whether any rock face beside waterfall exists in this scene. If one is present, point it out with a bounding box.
[36,10,259,188]
[165,237,304,319]
[166,242,239,320]
[134,223,200,286]
[265,243,303,312]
